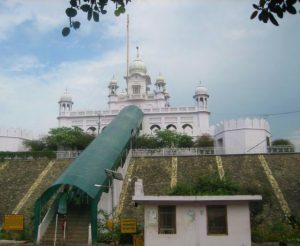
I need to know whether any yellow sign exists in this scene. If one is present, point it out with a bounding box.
[3,214,24,231]
[121,218,137,234]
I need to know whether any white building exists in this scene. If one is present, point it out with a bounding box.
[133,179,262,246]
[57,48,271,154]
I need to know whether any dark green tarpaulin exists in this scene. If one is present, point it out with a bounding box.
[33,105,143,244]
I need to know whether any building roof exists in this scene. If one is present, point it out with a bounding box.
[133,195,262,204]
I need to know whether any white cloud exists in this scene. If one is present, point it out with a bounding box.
[0,0,68,40]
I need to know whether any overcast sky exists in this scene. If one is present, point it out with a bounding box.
[0,0,299,149]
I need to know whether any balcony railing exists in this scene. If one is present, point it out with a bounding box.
[56,151,81,159]
[267,145,295,153]
[132,148,225,157]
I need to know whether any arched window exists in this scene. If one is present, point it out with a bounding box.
[150,125,161,134]
[166,124,177,131]
[87,126,96,135]
[182,124,193,135]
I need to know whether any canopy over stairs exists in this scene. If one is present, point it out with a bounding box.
[33,105,143,245]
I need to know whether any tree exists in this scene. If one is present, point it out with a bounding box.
[133,134,162,149]
[272,138,295,151]
[194,134,214,148]
[24,127,95,151]
[134,130,193,149]
[46,126,95,150]
[62,0,131,36]
[62,0,299,36]
[23,138,48,151]
[251,0,299,26]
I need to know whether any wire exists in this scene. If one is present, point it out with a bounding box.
[260,110,300,118]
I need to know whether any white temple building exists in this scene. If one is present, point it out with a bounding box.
[57,48,271,154]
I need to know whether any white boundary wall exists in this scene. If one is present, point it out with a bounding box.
[0,128,33,151]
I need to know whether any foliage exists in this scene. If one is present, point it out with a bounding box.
[46,126,95,150]
[23,138,48,151]
[194,134,214,148]
[133,134,162,149]
[97,209,142,244]
[134,130,194,149]
[61,0,299,36]
[24,127,95,151]
[97,209,122,244]
[252,220,300,243]
[272,138,294,146]
[63,0,131,36]
[272,139,295,152]
[251,0,299,26]
[0,227,32,241]
[0,151,56,160]
[169,173,241,196]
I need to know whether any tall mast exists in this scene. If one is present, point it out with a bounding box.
[126,14,129,78]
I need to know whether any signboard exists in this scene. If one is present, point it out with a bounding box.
[121,218,137,234]
[3,214,24,231]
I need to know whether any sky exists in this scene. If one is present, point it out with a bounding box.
[0,0,299,149]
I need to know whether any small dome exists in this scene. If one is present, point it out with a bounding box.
[155,72,166,85]
[109,75,118,85]
[60,95,72,101]
[195,83,208,95]
[129,47,147,75]
[59,89,72,102]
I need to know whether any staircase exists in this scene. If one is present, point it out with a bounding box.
[39,206,90,246]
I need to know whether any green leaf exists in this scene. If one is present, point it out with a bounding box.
[87,9,93,20]
[118,5,126,14]
[259,0,265,7]
[286,5,297,14]
[93,11,99,22]
[62,27,70,37]
[260,9,269,23]
[72,21,81,29]
[114,9,120,16]
[250,10,258,19]
[276,8,284,18]
[253,4,259,9]
[66,7,77,18]
[70,0,77,7]
[80,4,90,12]
[268,12,279,26]
[286,0,297,6]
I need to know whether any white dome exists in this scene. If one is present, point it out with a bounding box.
[129,47,147,75]
[155,73,166,85]
[129,58,147,75]
[60,94,72,102]
[195,84,208,95]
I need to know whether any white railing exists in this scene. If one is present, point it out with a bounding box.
[37,200,59,243]
[59,106,209,118]
[268,145,295,153]
[132,148,225,157]
[56,151,81,159]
